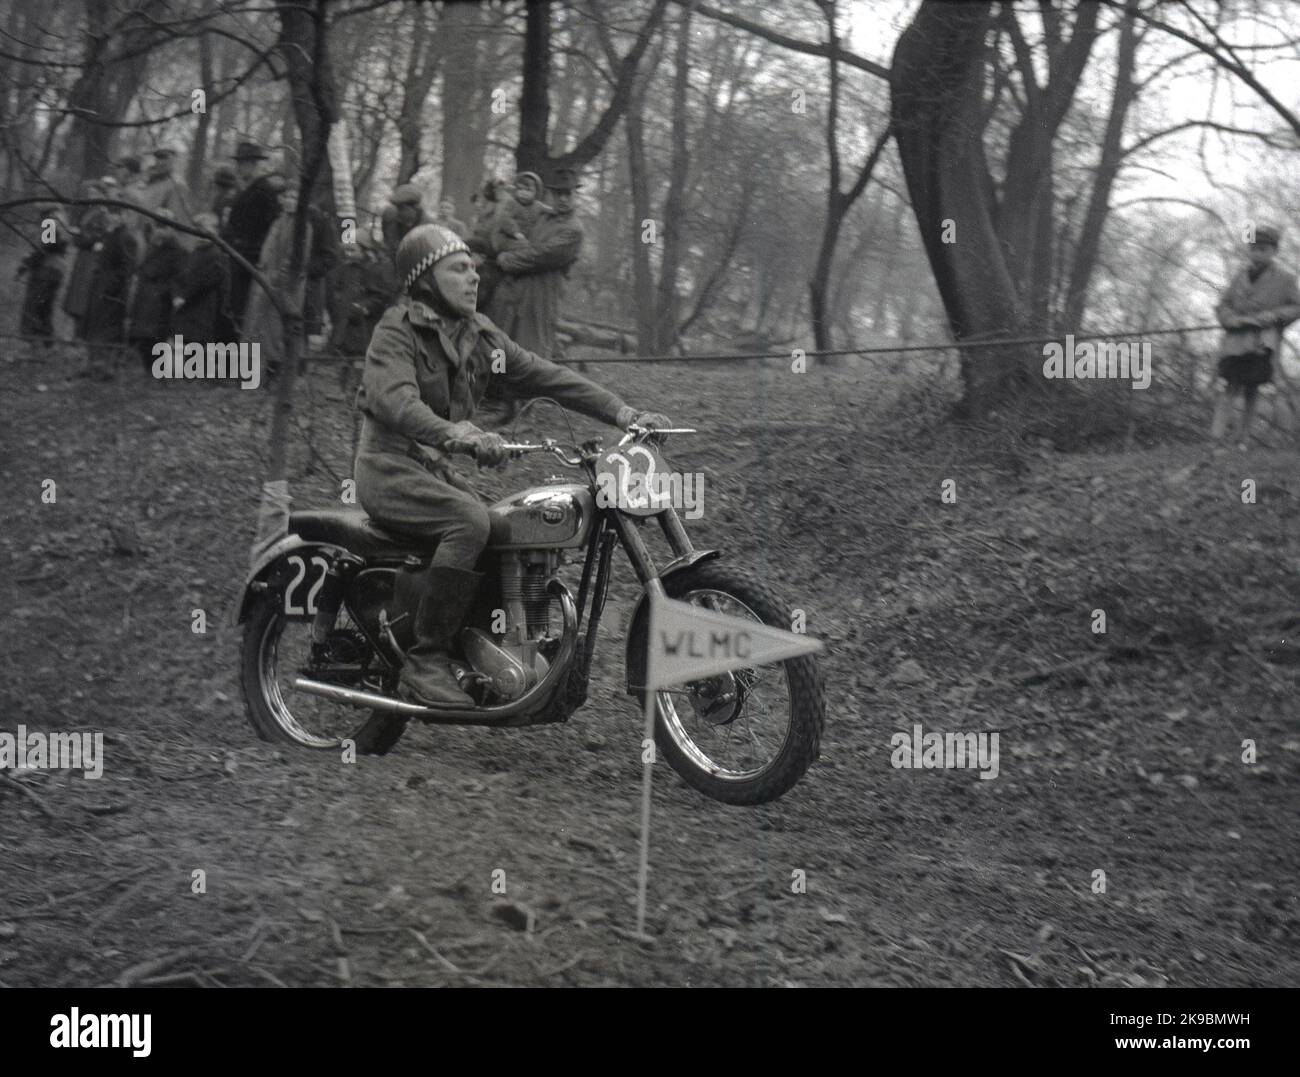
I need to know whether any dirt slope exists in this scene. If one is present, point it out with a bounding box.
[1,342,1295,987]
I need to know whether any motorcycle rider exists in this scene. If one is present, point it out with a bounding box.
[353,223,669,706]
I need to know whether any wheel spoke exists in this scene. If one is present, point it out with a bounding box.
[650,586,800,783]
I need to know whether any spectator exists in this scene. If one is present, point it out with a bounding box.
[488,166,584,358]
[244,185,312,376]
[17,205,69,341]
[138,145,195,241]
[80,206,141,379]
[113,155,148,204]
[211,165,239,229]
[128,211,187,373]
[172,211,235,348]
[223,141,281,328]
[381,183,426,264]
[467,178,511,308]
[327,230,394,391]
[62,178,113,339]
[305,195,341,339]
[1211,223,1300,448]
[491,172,549,254]
[110,154,149,250]
[434,196,468,239]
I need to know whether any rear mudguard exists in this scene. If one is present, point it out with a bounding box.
[623,549,721,694]
[231,534,344,626]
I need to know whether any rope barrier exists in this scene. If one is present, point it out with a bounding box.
[0,322,1224,365]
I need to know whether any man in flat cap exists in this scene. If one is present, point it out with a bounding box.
[1212,222,1300,448]
[138,145,195,240]
[382,183,427,267]
[223,142,281,329]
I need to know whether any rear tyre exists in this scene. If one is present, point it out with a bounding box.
[241,592,401,751]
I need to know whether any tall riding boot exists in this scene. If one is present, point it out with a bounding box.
[399,565,484,706]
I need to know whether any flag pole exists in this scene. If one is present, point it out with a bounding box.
[634,683,657,937]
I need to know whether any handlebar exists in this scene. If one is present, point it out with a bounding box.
[443,424,696,467]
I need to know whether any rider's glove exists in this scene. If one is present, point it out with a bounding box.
[616,406,671,431]
[447,422,510,467]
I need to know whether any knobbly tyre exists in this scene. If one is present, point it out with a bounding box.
[235,425,825,805]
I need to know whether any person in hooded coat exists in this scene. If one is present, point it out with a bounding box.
[171,211,235,346]
[18,208,68,340]
[487,167,583,359]
[329,233,394,356]
[129,213,187,370]
[352,222,670,708]
[81,206,141,377]
[243,186,312,373]
[62,179,114,338]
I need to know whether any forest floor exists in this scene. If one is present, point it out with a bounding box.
[1,334,1297,988]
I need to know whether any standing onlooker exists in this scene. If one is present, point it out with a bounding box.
[128,212,187,372]
[223,142,281,329]
[244,185,312,376]
[211,165,239,230]
[327,231,394,391]
[492,172,548,254]
[172,211,235,347]
[381,184,426,264]
[17,205,69,341]
[1211,223,1300,448]
[434,196,468,239]
[113,155,148,205]
[489,166,584,358]
[138,146,195,240]
[467,178,512,308]
[62,178,114,339]
[304,195,341,339]
[81,206,141,379]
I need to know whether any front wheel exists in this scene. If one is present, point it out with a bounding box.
[628,563,825,805]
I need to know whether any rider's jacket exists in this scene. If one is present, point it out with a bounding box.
[355,294,628,464]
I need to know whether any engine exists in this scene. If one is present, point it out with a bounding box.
[458,550,558,701]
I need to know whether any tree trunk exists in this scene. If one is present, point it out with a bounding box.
[516,0,553,174]
[62,0,169,181]
[625,71,656,353]
[890,0,1026,416]
[441,4,489,218]
[396,6,440,183]
[211,34,236,167]
[652,5,692,354]
[523,0,669,176]
[265,0,337,486]
[1065,0,1139,328]
[187,30,214,197]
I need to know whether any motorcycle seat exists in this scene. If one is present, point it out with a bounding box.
[289,508,510,559]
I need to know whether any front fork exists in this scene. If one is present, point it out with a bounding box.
[610,506,695,599]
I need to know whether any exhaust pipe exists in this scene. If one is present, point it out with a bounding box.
[291,581,579,724]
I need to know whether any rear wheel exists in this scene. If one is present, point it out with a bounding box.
[240,592,402,751]
[628,563,825,805]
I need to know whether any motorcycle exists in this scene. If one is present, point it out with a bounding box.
[235,426,825,805]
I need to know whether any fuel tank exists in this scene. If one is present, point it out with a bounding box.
[489,483,595,549]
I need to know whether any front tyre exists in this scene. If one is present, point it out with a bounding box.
[628,563,825,805]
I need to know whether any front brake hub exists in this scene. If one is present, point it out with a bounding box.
[688,673,742,725]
